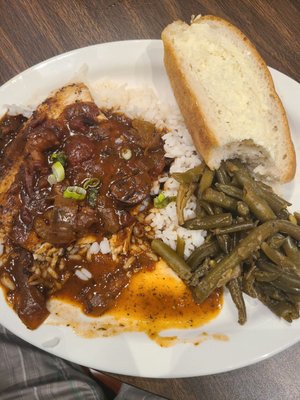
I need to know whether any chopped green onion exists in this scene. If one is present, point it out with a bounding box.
[47,174,57,186]
[83,177,100,190]
[154,192,176,209]
[47,162,65,185]
[87,188,98,207]
[120,147,132,160]
[63,186,86,200]
[51,151,67,166]
[52,161,65,182]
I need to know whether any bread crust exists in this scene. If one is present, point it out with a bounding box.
[162,15,296,183]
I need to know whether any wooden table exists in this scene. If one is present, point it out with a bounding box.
[1,1,300,399]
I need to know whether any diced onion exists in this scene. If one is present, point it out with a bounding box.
[63,186,86,200]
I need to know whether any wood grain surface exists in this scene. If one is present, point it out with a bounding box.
[1,1,300,399]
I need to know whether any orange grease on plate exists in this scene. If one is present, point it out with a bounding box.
[104,260,223,345]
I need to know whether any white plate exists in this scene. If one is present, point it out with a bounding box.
[0,40,300,378]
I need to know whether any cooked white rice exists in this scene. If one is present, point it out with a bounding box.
[92,80,206,258]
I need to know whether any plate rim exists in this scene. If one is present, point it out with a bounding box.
[0,39,299,378]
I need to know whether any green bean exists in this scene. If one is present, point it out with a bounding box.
[213,205,223,214]
[215,183,243,200]
[254,270,281,282]
[267,233,286,249]
[216,233,231,254]
[187,240,220,270]
[283,237,300,266]
[236,201,250,217]
[227,278,247,325]
[255,284,299,322]
[151,239,192,281]
[243,184,276,222]
[202,188,237,212]
[278,209,290,220]
[255,282,289,302]
[172,164,205,184]
[193,220,300,303]
[189,258,211,286]
[176,236,185,258]
[287,293,300,303]
[242,265,257,298]
[226,160,289,214]
[184,213,233,230]
[213,222,255,235]
[261,242,300,276]
[176,183,196,225]
[216,163,231,185]
[197,199,214,216]
[256,181,291,209]
[272,280,300,295]
[198,167,215,196]
[258,259,300,289]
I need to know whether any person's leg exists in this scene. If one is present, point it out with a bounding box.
[0,324,107,400]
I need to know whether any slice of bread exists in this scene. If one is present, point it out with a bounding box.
[162,15,296,183]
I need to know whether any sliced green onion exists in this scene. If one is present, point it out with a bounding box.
[83,177,100,190]
[63,186,87,200]
[154,192,176,209]
[52,161,65,182]
[47,174,57,186]
[120,147,132,160]
[51,151,67,166]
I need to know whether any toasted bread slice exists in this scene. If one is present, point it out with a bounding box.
[162,15,296,183]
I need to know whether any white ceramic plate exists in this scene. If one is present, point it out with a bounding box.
[0,40,300,378]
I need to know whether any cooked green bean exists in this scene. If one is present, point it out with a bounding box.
[261,242,300,276]
[184,213,233,230]
[254,270,281,282]
[202,188,237,211]
[197,199,214,216]
[277,208,290,220]
[226,160,289,214]
[216,163,231,185]
[216,233,231,254]
[272,280,300,295]
[214,222,255,235]
[267,233,286,249]
[215,183,243,199]
[189,258,212,286]
[193,220,300,303]
[258,259,300,285]
[283,237,300,266]
[236,201,250,217]
[187,240,220,270]
[255,282,289,302]
[176,236,185,258]
[176,183,196,225]
[172,164,205,184]
[255,285,299,322]
[242,265,257,298]
[256,181,291,209]
[198,167,215,196]
[151,239,192,281]
[227,278,247,325]
[243,184,276,222]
